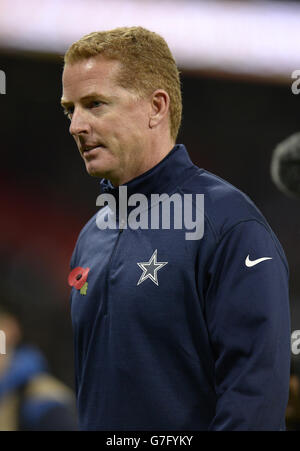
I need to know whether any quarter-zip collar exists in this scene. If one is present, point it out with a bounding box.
[99,144,196,200]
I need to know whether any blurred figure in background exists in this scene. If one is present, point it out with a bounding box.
[0,303,78,430]
[270,133,300,431]
[286,358,300,431]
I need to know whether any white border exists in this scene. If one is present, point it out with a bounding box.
[0,0,299,79]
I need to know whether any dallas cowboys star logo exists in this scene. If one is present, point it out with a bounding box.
[137,249,168,286]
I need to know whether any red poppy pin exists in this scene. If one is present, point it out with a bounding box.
[68,267,90,295]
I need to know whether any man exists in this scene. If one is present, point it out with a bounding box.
[62,26,290,430]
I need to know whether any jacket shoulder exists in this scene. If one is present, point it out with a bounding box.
[179,168,272,241]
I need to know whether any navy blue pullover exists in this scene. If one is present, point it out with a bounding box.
[69,144,290,430]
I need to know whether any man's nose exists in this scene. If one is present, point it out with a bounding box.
[69,109,90,136]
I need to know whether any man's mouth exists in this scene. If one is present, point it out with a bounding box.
[82,144,105,157]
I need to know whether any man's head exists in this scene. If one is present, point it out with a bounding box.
[61,27,182,186]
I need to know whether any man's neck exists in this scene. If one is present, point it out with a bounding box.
[113,139,175,187]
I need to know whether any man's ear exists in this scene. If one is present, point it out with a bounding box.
[149,90,170,129]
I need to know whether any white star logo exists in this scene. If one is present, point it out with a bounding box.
[137,250,168,286]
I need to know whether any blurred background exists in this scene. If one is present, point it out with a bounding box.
[1,0,300,430]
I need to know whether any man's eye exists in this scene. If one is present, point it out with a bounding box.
[90,101,102,108]
[62,101,102,119]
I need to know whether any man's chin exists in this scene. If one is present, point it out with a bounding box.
[85,161,111,179]
[86,167,102,177]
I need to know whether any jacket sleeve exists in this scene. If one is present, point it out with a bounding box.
[205,219,291,430]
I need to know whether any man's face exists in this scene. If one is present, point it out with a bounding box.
[62,56,151,185]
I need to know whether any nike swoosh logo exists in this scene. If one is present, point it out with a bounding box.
[245,255,272,267]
